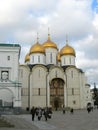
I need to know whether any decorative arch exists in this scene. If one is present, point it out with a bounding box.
[32,64,47,72]
[0,88,14,107]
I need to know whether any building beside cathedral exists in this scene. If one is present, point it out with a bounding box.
[19,34,92,110]
[0,44,21,108]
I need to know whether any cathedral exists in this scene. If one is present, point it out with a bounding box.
[19,33,92,110]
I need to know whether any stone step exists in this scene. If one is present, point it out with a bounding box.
[0,117,14,127]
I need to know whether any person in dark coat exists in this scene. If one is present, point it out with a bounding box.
[31,106,36,121]
[70,108,74,114]
[44,107,48,121]
[62,105,66,114]
[87,106,91,113]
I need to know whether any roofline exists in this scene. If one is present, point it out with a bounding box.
[0,43,20,47]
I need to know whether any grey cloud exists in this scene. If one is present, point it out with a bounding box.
[0,0,97,87]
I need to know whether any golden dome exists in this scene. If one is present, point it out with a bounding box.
[57,52,61,61]
[25,53,30,62]
[43,34,58,49]
[29,42,45,55]
[60,43,76,57]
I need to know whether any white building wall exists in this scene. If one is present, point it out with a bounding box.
[79,72,85,108]
[0,44,21,108]
[84,84,92,107]
[30,53,45,65]
[30,65,47,108]
[0,48,20,81]
[45,48,58,65]
[19,65,29,108]
[20,64,92,110]
[61,55,75,66]
[66,67,81,109]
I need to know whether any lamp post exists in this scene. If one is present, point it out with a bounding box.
[27,64,32,111]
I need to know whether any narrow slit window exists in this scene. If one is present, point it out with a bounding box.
[7,56,10,60]
[38,88,40,95]
[38,56,40,63]
[72,88,74,95]
[50,53,52,63]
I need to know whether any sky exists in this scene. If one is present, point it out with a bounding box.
[0,0,98,88]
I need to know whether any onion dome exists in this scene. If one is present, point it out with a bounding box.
[60,38,76,56]
[43,34,58,49]
[25,53,30,62]
[29,41,45,55]
[57,52,61,61]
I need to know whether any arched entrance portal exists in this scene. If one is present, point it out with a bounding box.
[50,78,64,110]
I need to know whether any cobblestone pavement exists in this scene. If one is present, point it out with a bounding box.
[0,109,98,130]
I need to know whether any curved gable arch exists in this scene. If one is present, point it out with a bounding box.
[0,88,14,103]
[65,66,84,74]
[19,64,30,72]
[30,65,47,89]
[32,64,47,72]
[50,65,64,72]
[49,66,65,81]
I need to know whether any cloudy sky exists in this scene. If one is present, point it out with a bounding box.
[0,0,98,88]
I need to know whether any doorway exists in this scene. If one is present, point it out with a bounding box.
[50,78,64,110]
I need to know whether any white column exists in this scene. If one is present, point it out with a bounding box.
[64,84,67,107]
[64,74,68,107]
[29,72,32,109]
[47,75,50,107]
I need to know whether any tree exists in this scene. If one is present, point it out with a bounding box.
[93,83,98,106]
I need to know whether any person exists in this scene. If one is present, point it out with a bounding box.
[87,106,91,113]
[62,105,65,114]
[31,106,36,121]
[91,106,93,112]
[44,107,48,121]
[70,108,74,114]
[48,107,52,118]
[37,107,42,121]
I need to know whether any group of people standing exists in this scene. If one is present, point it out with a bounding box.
[62,105,74,114]
[31,106,52,121]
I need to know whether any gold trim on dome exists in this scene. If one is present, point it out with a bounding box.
[25,53,30,62]
[60,44,76,56]
[30,42,45,55]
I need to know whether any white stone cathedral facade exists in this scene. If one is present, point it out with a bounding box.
[19,34,92,110]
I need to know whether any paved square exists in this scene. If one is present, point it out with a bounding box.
[0,109,98,130]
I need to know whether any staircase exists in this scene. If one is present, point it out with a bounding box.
[0,116,14,127]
